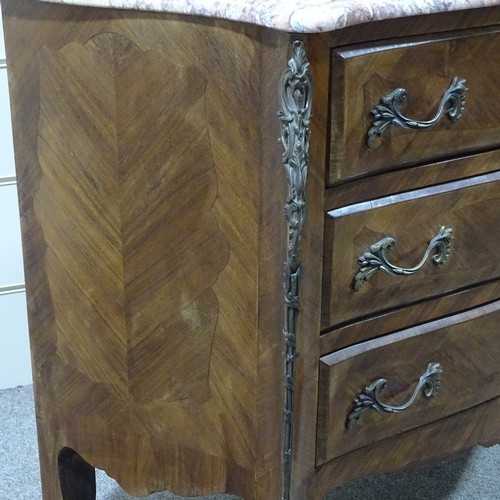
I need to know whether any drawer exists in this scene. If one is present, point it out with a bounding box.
[328,28,500,186]
[322,170,500,329]
[317,300,500,466]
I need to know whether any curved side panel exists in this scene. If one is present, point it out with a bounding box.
[3,2,261,498]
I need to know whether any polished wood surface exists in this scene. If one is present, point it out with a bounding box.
[4,1,500,499]
[2,1,289,498]
[328,28,500,185]
[310,395,500,499]
[330,6,500,47]
[326,149,500,211]
[254,28,292,500]
[323,168,500,329]
[318,300,500,465]
[321,278,500,353]
[289,32,330,500]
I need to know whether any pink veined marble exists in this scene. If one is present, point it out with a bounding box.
[37,0,500,33]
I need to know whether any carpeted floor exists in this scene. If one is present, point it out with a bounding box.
[2,385,500,500]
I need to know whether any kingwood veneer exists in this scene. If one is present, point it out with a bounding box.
[4,1,500,499]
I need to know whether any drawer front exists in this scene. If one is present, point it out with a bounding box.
[328,28,500,186]
[317,300,500,466]
[322,170,500,329]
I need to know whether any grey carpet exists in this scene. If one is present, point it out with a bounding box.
[2,385,500,499]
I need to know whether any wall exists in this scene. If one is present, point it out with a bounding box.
[0,6,32,390]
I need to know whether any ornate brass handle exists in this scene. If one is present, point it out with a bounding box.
[367,77,467,148]
[346,362,442,429]
[354,226,453,291]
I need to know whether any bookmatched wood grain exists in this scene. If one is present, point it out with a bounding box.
[5,1,500,499]
[318,300,500,465]
[328,27,500,185]
[323,170,500,329]
[2,1,289,498]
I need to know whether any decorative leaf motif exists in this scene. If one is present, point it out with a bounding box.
[354,227,453,291]
[346,363,443,429]
[367,78,468,148]
[279,40,313,500]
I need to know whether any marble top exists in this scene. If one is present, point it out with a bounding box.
[39,0,500,33]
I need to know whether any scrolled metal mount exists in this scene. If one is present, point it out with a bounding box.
[346,362,443,429]
[367,77,468,148]
[354,226,453,291]
[278,40,313,500]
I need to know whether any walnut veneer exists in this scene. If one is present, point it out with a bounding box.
[328,27,500,184]
[4,1,500,499]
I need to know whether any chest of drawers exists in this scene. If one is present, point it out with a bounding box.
[4,1,500,499]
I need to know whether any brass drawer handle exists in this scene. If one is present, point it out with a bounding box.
[354,226,453,291]
[346,362,442,429]
[367,77,467,148]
